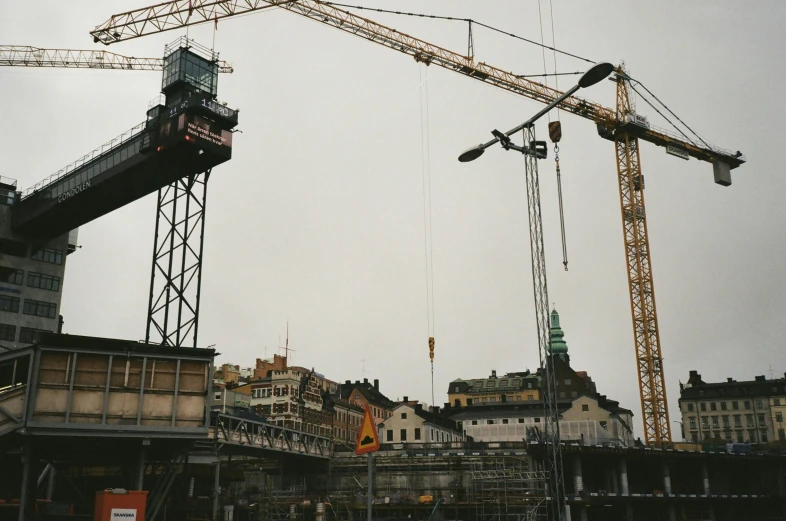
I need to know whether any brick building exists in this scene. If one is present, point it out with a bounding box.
[340,378,395,424]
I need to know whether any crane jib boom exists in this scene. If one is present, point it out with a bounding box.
[91,0,743,169]
[0,45,233,73]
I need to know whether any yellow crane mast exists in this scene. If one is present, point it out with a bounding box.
[90,0,745,446]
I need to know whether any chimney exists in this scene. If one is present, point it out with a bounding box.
[491,370,497,378]
[755,375,766,381]
[415,403,423,412]
[444,402,450,409]
[355,380,360,384]
[374,379,379,391]
[727,377,734,383]
[431,406,441,415]
[689,370,698,378]
[364,378,368,384]
[345,380,351,386]
[403,396,408,402]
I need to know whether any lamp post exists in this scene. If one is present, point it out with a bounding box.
[457,61,613,521]
[458,62,614,163]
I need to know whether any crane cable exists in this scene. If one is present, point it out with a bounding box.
[418,64,436,408]
[539,0,569,271]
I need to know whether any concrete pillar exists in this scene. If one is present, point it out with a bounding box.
[662,461,672,495]
[618,459,630,495]
[579,505,588,521]
[46,465,56,500]
[135,444,146,490]
[701,461,711,495]
[668,505,677,521]
[625,504,634,521]
[18,441,35,521]
[212,457,221,521]
[573,456,584,495]
[610,466,619,494]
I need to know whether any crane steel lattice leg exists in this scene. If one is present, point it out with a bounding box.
[522,124,566,519]
[614,75,671,445]
[146,171,210,348]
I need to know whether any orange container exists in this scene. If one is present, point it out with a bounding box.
[94,489,148,521]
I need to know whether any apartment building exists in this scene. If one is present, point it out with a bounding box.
[340,378,395,424]
[678,370,786,444]
[380,402,463,445]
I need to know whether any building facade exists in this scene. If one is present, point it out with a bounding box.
[445,309,634,446]
[326,395,364,447]
[340,378,395,424]
[0,178,77,348]
[678,370,786,444]
[380,403,463,444]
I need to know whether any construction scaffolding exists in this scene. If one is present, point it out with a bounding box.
[470,460,548,521]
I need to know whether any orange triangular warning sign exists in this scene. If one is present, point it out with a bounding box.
[355,405,380,455]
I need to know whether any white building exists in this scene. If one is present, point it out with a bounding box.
[379,403,463,445]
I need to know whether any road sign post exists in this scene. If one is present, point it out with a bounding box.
[356,405,380,521]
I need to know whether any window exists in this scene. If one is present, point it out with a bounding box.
[401,412,407,420]
[500,379,508,386]
[599,421,607,429]
[0,323,15,341]
[490,397,496,403]
[692,433,699,443]
[559,392,566,399]
[0,295,20,313]
[701,417,709,429]
[23,299,56,318]
[31,247,63,265]
[19,327,50,344]
[471,420,478,426]
[775,398,782,406]
[487,419,494,425]
[400,429,407,441]
[534,417,541,423]
[518,418,525,424]
[711,416,719,428]
[776,412,783,423]
[0,239,27,258]
[732,401,739,410]
[721,402,727,411]
[414,428,421,440]
[502,419,509,425]
[722,416,730,428]
[756,399,763,408]
[700,403,707,411]
[710,402,717,411]
[761,431,768,443]
[564,379,571,385]
[689,417,697,429]
[214,392,222,401]
[734,415,742,427]
[738,431,745,443]
[527,395,534,401]
[454,386,459,392]
[744,400,751,410]
[27,272,61,292]
[0,267,23,285]
[386,430,393,442]
[758,414,766,426]
[527,383,533,389]
[746,414,754,427]
[482,397,488,403]
[687,403,694,412]
[515,396,521,401]
[581,404,589,412]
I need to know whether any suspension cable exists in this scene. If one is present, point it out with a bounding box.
[320,1,596,64]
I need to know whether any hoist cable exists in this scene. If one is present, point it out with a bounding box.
[555,146,568,271]
[548,0,560,120]
[320,1,596,64]
[536,0,551,122]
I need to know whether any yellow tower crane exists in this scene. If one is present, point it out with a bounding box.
[90,0,745,446]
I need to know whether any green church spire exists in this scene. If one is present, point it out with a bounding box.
[549,308,569,355]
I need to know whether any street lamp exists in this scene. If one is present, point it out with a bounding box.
[456,60,613,521]
[457,62,614,162]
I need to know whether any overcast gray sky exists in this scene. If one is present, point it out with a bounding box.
[2,1,784,439]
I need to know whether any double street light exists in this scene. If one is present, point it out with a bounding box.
[457,62,614,162]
